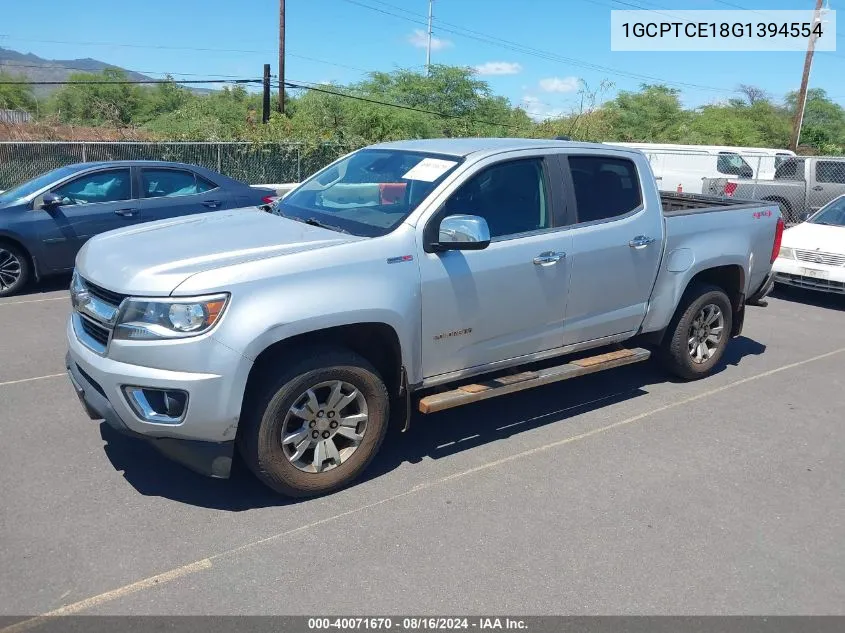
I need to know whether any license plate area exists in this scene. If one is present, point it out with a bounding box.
[801,267,829,280]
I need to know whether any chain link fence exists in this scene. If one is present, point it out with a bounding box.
[640,148,845,224]
[0,141,354,191]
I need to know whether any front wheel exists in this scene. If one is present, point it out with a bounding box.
[0,242,31,297]
[659,283,733,381]
[238,348,390,497]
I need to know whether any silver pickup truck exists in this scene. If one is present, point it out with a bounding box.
[704,155,845,223]
[65,138,782,497]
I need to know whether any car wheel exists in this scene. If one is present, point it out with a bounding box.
[238,347,390,497]
[659,283,733,381]
[0,242,31,297]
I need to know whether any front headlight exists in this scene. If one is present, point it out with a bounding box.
[113,294,229,340]
[778,247,795,260]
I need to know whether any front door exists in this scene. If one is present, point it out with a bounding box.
[418,156,571,379]
[562,153,663,345]
[37,167,138,272]
[138,167,229,222]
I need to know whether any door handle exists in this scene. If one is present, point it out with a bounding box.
[202,200,222,208]
[114,208,137,217]
[533,251,565,266]
[629,235,656,249]
[812,185,824,191]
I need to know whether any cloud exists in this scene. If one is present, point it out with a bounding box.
[407,29,452,51]
[473,61,523,76]
[521,95,567,122]
[539,76,580,93]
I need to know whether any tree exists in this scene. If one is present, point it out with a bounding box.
[0,71,37,113]
[737,84,768,105]
[604,84,691,142]
[785,88,845,151]
[48,68,143,125]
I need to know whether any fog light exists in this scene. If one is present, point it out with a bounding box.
[123,387,188,424]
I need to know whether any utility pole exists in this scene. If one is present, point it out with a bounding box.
[425,0,434,76]
[789,0,824,151]
[262,63,271,124]
[278,0,286,114]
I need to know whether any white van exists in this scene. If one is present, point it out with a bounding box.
[605,143,796,194]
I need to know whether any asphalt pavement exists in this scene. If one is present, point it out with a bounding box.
[1,277,844,617]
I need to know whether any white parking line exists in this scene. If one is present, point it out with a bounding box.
[0,295,68,307]
[0,373,66,388]
[3,345,844,628]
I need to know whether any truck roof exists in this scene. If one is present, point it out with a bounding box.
[369,137,628,158]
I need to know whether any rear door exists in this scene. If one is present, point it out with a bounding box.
[560,152,664,345]
[138,167,230,223]
[810,160,845,211]
[35,167,138,272]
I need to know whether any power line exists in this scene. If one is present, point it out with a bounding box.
[0,62,248,79]
[1,37,373,74]
[337,0,737,94]
[0,78,263,85]
[285,79,520,128]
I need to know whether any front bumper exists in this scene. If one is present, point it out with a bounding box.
[772,257,845,295]
[66,315,252,478]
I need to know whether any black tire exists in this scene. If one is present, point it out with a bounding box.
[0,241,31,298]
[659,283,733,381]
[238,347,390,497]
[762,197,793,223]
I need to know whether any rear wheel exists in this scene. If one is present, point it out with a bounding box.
[659,283,733,380]
[0,242,31,297]
[238,347,390,497]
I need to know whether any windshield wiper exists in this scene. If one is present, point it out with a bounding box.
[300,217,349,234]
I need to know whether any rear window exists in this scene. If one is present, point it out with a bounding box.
[775,158,805,180]
[569,156,642,223]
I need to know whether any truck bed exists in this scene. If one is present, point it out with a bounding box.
[660,191,769,216]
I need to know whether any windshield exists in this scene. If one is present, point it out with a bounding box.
[275,149,463,237]
[0,165,81,205]
[810,197,845,226]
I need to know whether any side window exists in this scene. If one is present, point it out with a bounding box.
[815,161,845,184]
[441,159,548,239]
[142,169,200,198]
[51,169,132,205]
[568,156,642,224]
[196,176,217,193]
[717,152,753,177]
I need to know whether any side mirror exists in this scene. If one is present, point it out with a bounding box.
[436,214,491,251]
[800,211,811,222]
[41,192,63,209]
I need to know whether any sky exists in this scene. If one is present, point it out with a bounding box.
[2,0,844,120]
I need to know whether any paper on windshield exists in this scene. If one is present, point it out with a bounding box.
[402,158,458,182]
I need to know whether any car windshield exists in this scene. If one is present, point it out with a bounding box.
[0,165,81,205]
[274,149,463,237]
[810,197,845,226]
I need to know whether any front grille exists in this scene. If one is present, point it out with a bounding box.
[776,272,845,293]
[79,316,111,346]
[795,250,845,267]
[83,279,127,306]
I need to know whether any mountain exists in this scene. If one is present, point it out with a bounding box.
[0,47,210,96]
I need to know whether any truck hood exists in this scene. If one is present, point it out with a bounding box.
[782,221,845,255]
[75,207,365,295]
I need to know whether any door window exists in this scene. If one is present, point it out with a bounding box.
[142,169,207,198]
[440,159,549,239]
[51,169,132,205]
[568,156,642,223]
[815,161,845,184]
[717,152,753,177]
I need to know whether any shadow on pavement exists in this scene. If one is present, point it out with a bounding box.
[8,273,72,299]
[771,285,845,311]
[99,336,766,511]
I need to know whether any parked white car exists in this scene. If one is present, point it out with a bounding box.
[773,194,845,294]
